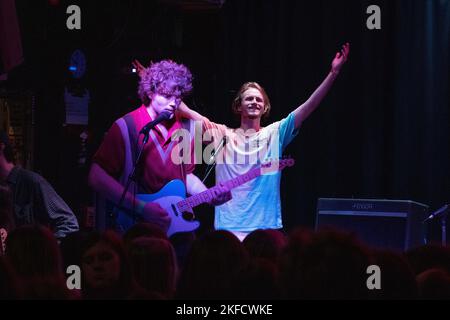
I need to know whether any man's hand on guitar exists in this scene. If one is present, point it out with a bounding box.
[141,202,171,232]
[208,183,232,206]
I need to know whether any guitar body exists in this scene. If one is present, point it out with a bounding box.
[116,179,200,237]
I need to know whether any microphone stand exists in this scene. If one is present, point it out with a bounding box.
[438,205,449,246]
[423,204,449,246]
[442,217,447,246]
[202,136,226,183]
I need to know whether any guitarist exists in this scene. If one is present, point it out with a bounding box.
[88,59,231,234]
[177,43,350,241]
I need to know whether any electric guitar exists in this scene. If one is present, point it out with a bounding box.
[116,158,295,236]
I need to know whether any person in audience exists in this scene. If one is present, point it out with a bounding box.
[5,225,75,299]
[243,229,286,262]
[128,237,178,299]
[370,249,418,299]
[79,230,154,299]
[416,268,450,299]
[176,230,249,299]
[0,131,79,239]
[280,228,370,299]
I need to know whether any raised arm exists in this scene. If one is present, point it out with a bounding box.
[177,101,205,122]
[292,43,349,129]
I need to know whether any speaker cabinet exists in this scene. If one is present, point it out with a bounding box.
[315,198,429,251]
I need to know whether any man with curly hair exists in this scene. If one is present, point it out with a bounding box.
[88,60,231,234]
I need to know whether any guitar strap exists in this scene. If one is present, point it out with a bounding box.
[123,114,138,166]
[122,114,146,194]
[179,118,195,183]
[107,114,144,231]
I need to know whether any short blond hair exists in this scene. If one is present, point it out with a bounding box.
[231,82,271,119]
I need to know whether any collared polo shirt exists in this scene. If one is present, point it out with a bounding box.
[93,105,195,194]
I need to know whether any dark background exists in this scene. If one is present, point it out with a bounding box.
[2,0,449,241]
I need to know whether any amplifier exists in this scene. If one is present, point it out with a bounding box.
[315,198,429,251]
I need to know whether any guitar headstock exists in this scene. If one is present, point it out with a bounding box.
[261,156,295,173]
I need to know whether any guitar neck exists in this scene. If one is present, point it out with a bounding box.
[177,166,261,212]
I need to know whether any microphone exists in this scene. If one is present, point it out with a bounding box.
[208,136,226,164]
[424,204,449,221]
[139,111,172,135]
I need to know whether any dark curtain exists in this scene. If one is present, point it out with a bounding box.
[0,0,23,74]
[196,0,450,237]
